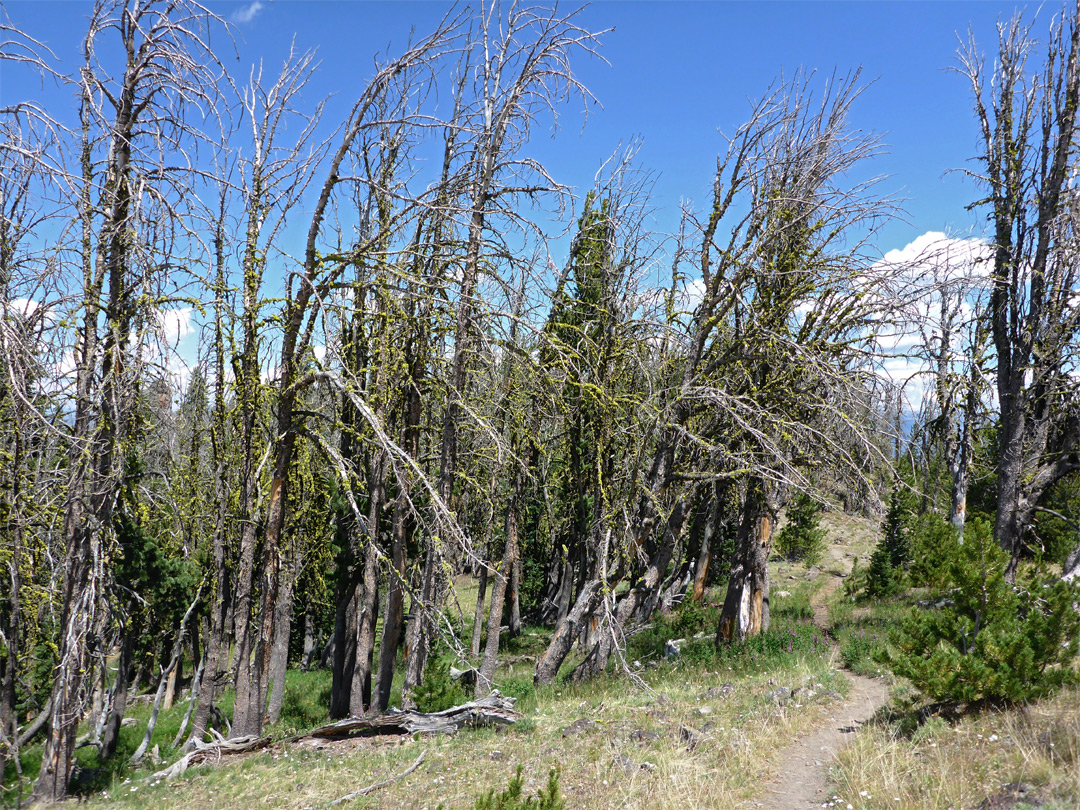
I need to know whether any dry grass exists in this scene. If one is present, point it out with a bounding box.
[831,668,1080,809]
[78,636,851,809]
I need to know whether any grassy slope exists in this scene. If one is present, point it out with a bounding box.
[822,511,1080,810]
[54,549,851,809]
[7,509,1078,809]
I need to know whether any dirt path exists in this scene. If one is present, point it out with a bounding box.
[751,548,890,809]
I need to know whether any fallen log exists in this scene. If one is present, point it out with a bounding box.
[149,733,271,781]
[149,694,518,782]
[304,693,519,740]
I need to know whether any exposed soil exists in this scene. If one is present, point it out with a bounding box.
[751,544,890,809]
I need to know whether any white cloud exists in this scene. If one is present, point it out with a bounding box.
[878,231,992,290]
[232,1,265,24]
[870,231,994,412]
[3,297,60,327]
[7,298,40,318]
[157,307,195,346]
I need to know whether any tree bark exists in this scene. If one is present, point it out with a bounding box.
[471,560,490,659]
[476,464,522,697]
[267,542,302,724]
[99,632,135,760]
[375,490,410,713]
[717,485,773,643]
[533,579,602,684]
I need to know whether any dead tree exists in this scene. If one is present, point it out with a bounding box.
[400,2,603,705]
[231,17,461,735]
[958,7,1080,578]
[31,2,226,800]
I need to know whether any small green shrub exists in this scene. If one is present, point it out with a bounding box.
[865,541,903,597]
[842,557,866,600]
[880,518,1080,705]
[444,766,564,810]
[908,511,956,589]
[774,493,828,566]
[839,629,884,675]
[412,657,467,713]
[629,598,721,661]
[678,615,831,671]
[669,597,715,636]
[866,487,920,597]
[498,676,535,703]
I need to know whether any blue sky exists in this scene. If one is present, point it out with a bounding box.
[0,1,1034,401]
[3,0,1030,250]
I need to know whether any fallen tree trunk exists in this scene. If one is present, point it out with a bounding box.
[150,695,518,782]
[305,693,519,739]
[150,733,271,781]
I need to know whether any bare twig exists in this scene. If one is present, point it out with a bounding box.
[326,749,427,807]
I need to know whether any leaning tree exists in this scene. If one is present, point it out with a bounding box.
[958,6,1080,579]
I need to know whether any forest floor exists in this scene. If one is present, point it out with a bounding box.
[7,509,1079,809]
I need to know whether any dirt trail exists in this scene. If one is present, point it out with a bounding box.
[751,547,890,809]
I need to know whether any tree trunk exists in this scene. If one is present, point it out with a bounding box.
[329,557,360,719]
[691,492,722,603]
[163,643,181,712]
[716,486,773,643]
[351,539,380,716]
[375,491,410,713]
[508,553,523,638]
[401,548,436,709]
[471,561,489,659]
[99,632,135,760]
[266,542,301,724]
[994,393,1027,580]
[34,522,96,801]
[350,454,386,716]
[130,587,200,765]
[476,478,520,697]
[374,367,421,714]
[301,614,318,671]
[533,579,602,684]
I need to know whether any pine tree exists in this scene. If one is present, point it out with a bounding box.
[881,519,1080,704]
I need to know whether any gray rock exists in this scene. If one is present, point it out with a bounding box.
[561,718,597,738]
[664,638,685,659]
[702,682,735,700]
[678,725,704,750]
[766,686,792,705]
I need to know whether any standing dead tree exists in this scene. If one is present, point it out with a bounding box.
[0,74,64,797]
[398,2,604,704]
[32,1,226,799]
[224,46,328,740]
[230,16,462,736]
[959,7,1080,578]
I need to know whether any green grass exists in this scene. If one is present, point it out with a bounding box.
[4,536,865,810]
[828,593,919,678]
